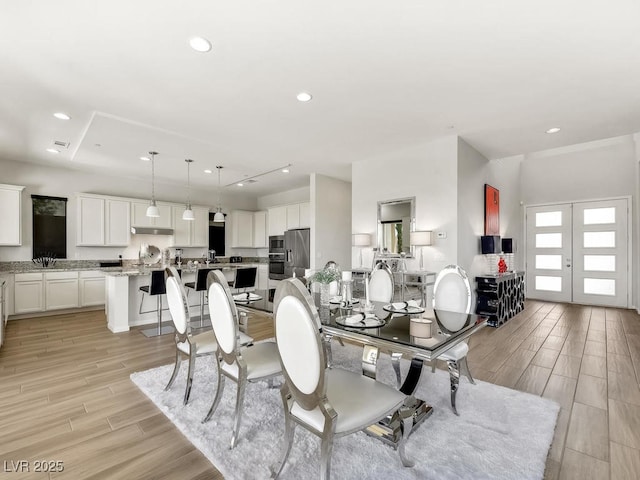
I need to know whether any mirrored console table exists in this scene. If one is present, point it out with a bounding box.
[352,268,436,306]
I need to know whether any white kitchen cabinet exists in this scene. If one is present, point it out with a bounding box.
[268,206,287,236]
[257,264,268,290]
[286,204,300,230]
[105,199,130,245]
[231,210,254,248]
[0,184,25,246]
[77,194,130,246]
[14,272,44,314]
[131,201,172,229]
[77,196,105,246]
[299,202,310,228]
[79,270,105,306]
[172,205,209,247]
[253,211,268,248]
[45,271,79,310]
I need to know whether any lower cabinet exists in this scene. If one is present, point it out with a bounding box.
[13,270,106,315]
[14,273,44,314]
[257,264,268,290]
[79,271,106,307]
[45,272,79,311]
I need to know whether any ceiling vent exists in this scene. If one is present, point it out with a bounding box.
[53,140,70,149]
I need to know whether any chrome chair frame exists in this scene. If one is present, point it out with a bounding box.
[271,278,414,480]
[202,269,281,449]
[164,267,219,405]
[431,264,475,415]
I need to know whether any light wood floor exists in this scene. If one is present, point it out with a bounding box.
[1,301,639,479]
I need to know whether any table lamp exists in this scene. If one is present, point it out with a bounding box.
[352,233,371,268]
[410,231,433,270]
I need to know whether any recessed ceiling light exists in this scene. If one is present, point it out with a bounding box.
[204,169,212,174]
[237,183,244,187]
[546,127,561,134]
[296,92,312,102]
[189,36,212,53]
[282,168,290,173]
[140,156,150,161]
[53,112,71,120]
[46,148,60,154]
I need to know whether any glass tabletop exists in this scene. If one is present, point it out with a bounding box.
[320,300,487,360]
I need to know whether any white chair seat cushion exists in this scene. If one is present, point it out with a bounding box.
[221,341,281,381]
[437,341,469,361]
[177,330,253,355]
[291,368,405,434]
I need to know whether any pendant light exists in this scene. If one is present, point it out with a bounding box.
[146,151,160,217]
[213,165,225,222]
[182,159,195,220]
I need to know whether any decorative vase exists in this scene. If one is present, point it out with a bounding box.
[320,283,331,306]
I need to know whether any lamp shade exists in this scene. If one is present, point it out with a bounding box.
[352,233,371,247]
[213,210,225,223]
[481,235,501,254]
[502,238,514,254]
[146,203,160,218]
[182,206,195,221]
[410,230,433,246]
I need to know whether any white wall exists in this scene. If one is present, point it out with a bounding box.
[0,157,257,261]
[352,136,459,272]
[310,174,351,270]
[457,138,490,281]
[257,185,310,210]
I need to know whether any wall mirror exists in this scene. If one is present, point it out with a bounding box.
[377,197,415,257]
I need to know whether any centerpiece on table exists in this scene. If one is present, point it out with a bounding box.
[309,263,341,306]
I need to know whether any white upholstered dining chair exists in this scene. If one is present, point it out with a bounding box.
[368,261,394,303]
[431,264,475,415]
[164,267,252,405]
[202,269,281,449]
[271,278,414,480]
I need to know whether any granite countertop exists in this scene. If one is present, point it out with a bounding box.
[102,263,263,276]
[0,260,266,275]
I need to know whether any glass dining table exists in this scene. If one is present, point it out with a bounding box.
[234,288,488,445]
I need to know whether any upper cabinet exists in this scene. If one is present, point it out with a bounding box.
[253,211,267,248]
[230,210,254,248]
[268,202,310,236]
[171,205,209,247]
[0,184,25,246]
[268,206,287,237]
[77,194,130,246]
[131,201,172,229]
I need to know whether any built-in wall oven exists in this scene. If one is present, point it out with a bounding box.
[268,235,285,280]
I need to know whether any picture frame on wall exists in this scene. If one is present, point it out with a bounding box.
[484,184,500,235]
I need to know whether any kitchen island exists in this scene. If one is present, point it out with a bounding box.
[104,263,264,333]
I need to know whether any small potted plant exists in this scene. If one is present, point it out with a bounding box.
[310,266,341,306]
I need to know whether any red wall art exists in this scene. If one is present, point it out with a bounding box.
[484,184,500,235]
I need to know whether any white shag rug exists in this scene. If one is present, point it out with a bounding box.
[131,343,559,480]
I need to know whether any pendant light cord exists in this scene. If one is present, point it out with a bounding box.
[150,151,158,203]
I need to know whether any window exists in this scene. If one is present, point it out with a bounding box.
[32,195,67,259]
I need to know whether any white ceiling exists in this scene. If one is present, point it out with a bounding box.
[2,1,640,197]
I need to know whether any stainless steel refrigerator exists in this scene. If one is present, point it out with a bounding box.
[284,228,310,279]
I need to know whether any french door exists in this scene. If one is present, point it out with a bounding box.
[525,198,629,307]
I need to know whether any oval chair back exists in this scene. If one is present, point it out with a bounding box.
[207,269,240,362]
[433,265,472,314]
[274,278,326,411]
[369,262,394,303]
[165,267,190,336]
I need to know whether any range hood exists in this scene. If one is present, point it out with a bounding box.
[130,226,174,235]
